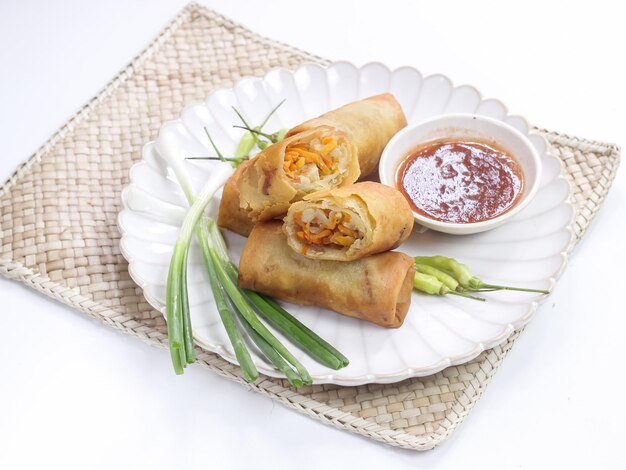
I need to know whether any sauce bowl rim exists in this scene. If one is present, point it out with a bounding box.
[379,113,543,235]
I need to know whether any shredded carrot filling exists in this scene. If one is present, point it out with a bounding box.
[283,137,339,181]
[321,136,337,157]
[293,209,362,255]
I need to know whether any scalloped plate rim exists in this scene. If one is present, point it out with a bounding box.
[118,60,577,385]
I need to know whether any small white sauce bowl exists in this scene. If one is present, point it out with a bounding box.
[379,114,542,235]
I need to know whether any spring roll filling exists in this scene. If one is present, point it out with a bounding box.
[282,135,350,193]
[293,207,366,255]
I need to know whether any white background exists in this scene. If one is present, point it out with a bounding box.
[1,1,624,468]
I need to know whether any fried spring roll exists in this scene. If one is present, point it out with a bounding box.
[283,182,414,261]
[237,126,360,222]
[238,222,414,328]
[286,93,407,177]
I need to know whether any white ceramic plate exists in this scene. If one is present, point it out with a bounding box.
[118,62,576,385]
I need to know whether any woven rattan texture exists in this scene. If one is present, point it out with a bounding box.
[0,4,620,450]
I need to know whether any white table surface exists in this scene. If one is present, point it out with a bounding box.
[1,1,624,468]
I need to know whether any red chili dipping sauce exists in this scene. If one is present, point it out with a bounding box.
[397,140,524,224]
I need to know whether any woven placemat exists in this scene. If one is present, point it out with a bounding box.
[0,4,620,451]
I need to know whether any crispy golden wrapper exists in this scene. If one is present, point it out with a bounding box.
[238,222,414,328]
[217,159,256,236]
[287,93,407,177]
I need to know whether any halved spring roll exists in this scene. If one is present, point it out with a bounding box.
[286,93,407,177]
[283,182,414,261]
[237,126,360,222]
[238,222,414,328]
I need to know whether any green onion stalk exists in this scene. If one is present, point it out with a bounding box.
[207,220,349,369]
[162,120,348,384]
[205,235,312,384]
[164,161,312,383]
[198,218,258,382]
[165,164,231,373]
